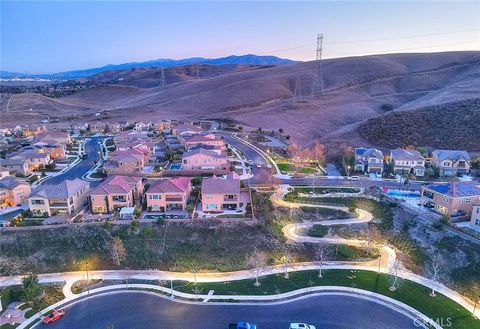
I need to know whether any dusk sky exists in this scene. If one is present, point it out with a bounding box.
[1,1,479,74]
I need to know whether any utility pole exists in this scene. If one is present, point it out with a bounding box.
[196,64,200,79]
[292,76,302,106]
[161,67,167,87]
[311,33,325,96]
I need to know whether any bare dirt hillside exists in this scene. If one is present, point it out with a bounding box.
[2,51,479,148]
[88,64,267,88]
[358,98,480,151]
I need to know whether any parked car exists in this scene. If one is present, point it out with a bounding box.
[229,321,257,329]
[256,163,262,168]
[289,323,316,329]
[348,176,359,181]
[266,164,272,169]
[43,309,65,324]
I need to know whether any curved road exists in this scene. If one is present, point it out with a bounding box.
[40,136,103,187]
[38,291,419,329]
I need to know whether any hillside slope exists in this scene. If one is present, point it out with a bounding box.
[2,51,479,147]
[358,98,480,151]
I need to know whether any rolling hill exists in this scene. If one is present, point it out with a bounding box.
[2,51,480,150]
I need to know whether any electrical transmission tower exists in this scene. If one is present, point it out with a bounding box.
[292,76,302,106]
[161,67,167,87]
[311,33,325,96]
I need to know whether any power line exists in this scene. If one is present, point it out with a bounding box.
[253,28,479,57]
[325,41,479,58]
[325,28,480,45]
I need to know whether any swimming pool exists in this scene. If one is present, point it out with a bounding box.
[384,190,421,199]
[169,163,182,170]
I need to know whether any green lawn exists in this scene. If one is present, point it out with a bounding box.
[173,269,478,329]
[307,224,328,237]
[0,324,19,329]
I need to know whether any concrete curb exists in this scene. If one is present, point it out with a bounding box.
[23,284,439,329]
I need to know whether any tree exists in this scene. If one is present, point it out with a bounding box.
[389,259,401,291]
[424,254,445,297]
[249,250,267,287]
[281,247,293,279]
[21,274,44,309]
[315,245,330,278]
[278,128,284,134]
[110,237,127,266]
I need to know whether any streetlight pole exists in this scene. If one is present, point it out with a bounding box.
[473,297,478,317]
[377,255,382,273]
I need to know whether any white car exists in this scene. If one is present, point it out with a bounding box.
[348,176,359,181]
[256,163,262,168]
[289,323,316,329]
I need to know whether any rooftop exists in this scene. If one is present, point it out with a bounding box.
[424,181,480,198]
[31,178,88,199]
[202,175,240,194]
[432,149,470,161]
[391,149,425,161]
[147,177,191,193]
[91,175,142,195]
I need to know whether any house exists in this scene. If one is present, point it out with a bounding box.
[89,123,107,133]
[354,148,384,174]
[108,122,123,134]
[134,121,152,132]
[431,150,471,177]
[390,149,426,177]
[23,125,47,137]
[182,148,229,171]
[28,179,89,217]
[34,131,71,146]
[1,150,51,175]
[24,143,66,160]
[201,173,241,212]
[145,177,191,212]
[104,149,145,174]
[184,134,225,151]
[0,176,31,207]
[89,175,143,213]
[153,120,171,132]
[171,124,202,137]
[471,204,480,227]
[0,158,31,176]
[420,181,480,217]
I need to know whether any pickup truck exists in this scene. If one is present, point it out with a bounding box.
[228,321,257,329]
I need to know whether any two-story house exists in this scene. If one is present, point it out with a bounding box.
[90,175,143,213]
[0,176,32,207]
[354,147,384,174]
[182,148,229,171]
[104,149,145,175]
[390,149,426,177]
[29,179,89,217]
[201,173,241,212]
[145,177,191,212]
[471,204,480,228]
[420,181,480,217]
[431,150,470,177]
[183,134,225,151]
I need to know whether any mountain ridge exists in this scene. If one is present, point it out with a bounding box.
[0,54,298,79]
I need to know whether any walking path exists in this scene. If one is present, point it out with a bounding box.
[2,183,478,325]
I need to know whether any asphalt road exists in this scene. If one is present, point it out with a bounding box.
[219,133,273,184]
[219,132,423,191]
[40,137,102,186]
[39,292,419,329]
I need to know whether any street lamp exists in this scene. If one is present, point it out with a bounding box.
[377,255,382,273]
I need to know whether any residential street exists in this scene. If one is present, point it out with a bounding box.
[37,291,418,329]
[39,137,103,186]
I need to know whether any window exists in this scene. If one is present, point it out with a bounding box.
[31,199,45,205]
[149,195,159,200]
